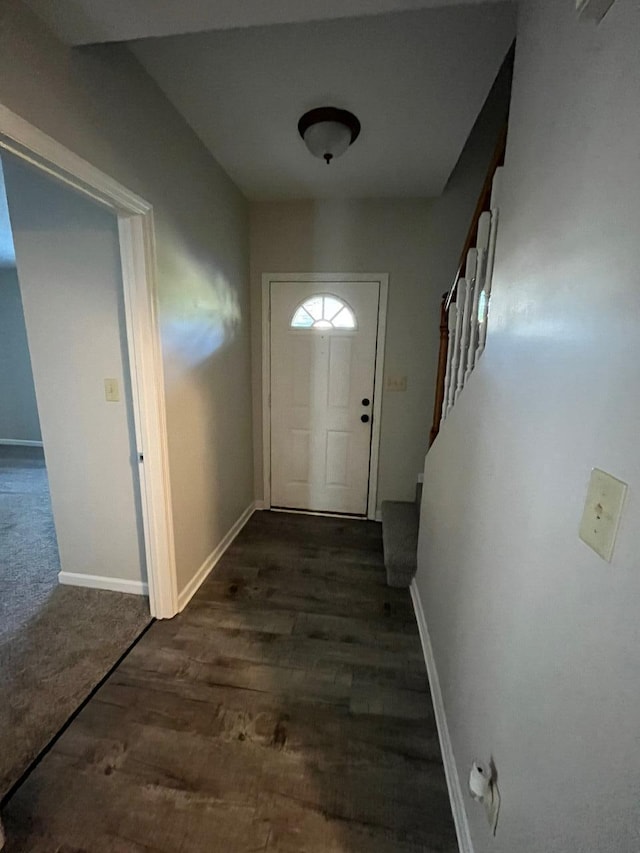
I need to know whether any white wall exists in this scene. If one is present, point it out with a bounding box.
[0,1,253,595]
[416,1,640,850]
[0,267,41,443]
[3,153,145,585]
[250,199,432,506]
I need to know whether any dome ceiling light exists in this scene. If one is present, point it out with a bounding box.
[298,107,361,165]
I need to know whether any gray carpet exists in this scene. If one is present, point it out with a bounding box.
[0,447,62,644]
[381,500,419,588]
[0,446,151,798]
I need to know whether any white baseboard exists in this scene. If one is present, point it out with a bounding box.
[0,438,44,447]
[254,499,267,510]
[410,579,473,853]
[58,571,148,596]
[177,501,256,611]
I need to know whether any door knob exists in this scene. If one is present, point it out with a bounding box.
[361,398,370,406]
[361,414,370,423]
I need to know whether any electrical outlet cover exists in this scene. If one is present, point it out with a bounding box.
[386,375,407,392]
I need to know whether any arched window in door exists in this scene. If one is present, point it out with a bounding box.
[290,294,357,330]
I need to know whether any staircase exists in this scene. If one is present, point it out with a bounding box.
[381,483,422,588]
[430,164,504,446]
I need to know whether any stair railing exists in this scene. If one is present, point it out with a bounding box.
[429,165,504,445]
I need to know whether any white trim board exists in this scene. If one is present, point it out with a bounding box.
[0,102,177,620]
[260,272,388,521]
[410,579,474,853]
[58,571,148,596]
[177,501,256,611]
[0,439,43,447]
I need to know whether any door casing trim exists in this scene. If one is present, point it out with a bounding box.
[261,272,389,521]
[0,103,178,619]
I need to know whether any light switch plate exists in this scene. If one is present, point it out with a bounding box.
[579,468,627,561]
[104,378,120,402]
[386,375,407,392]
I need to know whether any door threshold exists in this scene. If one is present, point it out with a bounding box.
[270,506,367,521]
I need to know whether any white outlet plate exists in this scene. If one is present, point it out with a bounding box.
[579,468,627,562]
[386,375,407,392]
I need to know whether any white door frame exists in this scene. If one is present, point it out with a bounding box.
[0,104,178,619]
[262,272,388,521]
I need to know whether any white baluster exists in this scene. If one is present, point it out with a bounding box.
[476,208,491,253]
[476,168,503,363]
[446,280,466,415]
[466,211,491,381]
[461,247,480,385]
[490,165,504,210]
[455,273,473,403]
[440,302,458,423]
[476,217,499,361]
[465,247,478,282]
[465,248,486,383]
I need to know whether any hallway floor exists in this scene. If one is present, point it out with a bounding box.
[2,511,457,852]
[0,446,151,799]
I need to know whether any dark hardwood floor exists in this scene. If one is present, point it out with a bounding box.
[2,511,457,852]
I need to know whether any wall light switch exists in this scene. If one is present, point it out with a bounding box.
[386,375,407,392]
[104,378,120,402]
[579,468,627,562]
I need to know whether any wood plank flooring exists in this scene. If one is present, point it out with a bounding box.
[2,511,457,852]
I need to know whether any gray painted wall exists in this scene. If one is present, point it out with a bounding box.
[0,158,36,443]
[0,0,253,595]
[421,51,512,308]
[0,158,16,268]
[416,0,640,850]
[0,267,41,442]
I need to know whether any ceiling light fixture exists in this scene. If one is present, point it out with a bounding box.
[298,107,361,165]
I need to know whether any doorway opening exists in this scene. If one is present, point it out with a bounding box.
[0,103,176,808]
[0,149,156,800]
[0,158,61,632]
[262,273,388,520]
[0,103,176,620]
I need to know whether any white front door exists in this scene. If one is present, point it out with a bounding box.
[270,280,380,515]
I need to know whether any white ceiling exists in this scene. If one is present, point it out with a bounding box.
[25,0,510,45]
[24,0,515,199]
[130,5,515,199]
